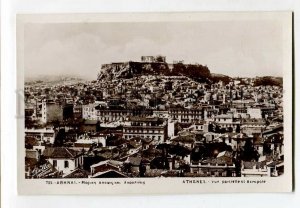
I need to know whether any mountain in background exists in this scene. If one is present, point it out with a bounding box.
[25,65,282,87]
[210,73,232,85]
[25,75,88,85]
[253,76,283,87]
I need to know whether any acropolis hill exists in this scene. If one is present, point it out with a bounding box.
[97,55,211,82]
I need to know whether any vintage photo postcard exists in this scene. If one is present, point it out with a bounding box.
[17,12,293,195]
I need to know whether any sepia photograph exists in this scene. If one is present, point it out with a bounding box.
[16,12,293,194]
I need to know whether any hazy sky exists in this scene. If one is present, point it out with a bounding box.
[24,20,283,80]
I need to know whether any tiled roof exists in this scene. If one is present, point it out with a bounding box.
[43,147,81,159]
[84,120,99,125]
[63,168,90,178]
[201,156,233,166]
[161,170,180,177]
[242,118,266,125]
[217,151,232,158]
[97,151,119,160]
[172,134,195,143]
[141,137,153,144]
[145,169,164,177]
[127,156,142,166]
[31,162,59,178]
[253,136,264,145]
[215,114,233,119]
[243,161,266,169]
[91,170,128,178]
[25,158,38,171]
[129,116,159,122]
[127,140,141,149]
[90,159,123,168]
[25,136,39,146]
[26,149,39,159]
[267,160,284,168]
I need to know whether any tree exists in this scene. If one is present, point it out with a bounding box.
[169,144,191,159]
[150,157,166,169]
[54,128,66,147]
[234,157,242,177]
[242,140,259,161]
[210,74,231,85]
[191,146,205,161]
[63,104,74,120]
[139,163,146,177]
[179,163,190,175]
[208,123,214,132]
[253,76,282,87]
[215,125,220,133]
[156,55,165,62]
[263,142,272,155]
[228,127,233,132]
[156,143,170,169]
[52,119,61,129]
[25,137,37,149]
[25,117,35,128]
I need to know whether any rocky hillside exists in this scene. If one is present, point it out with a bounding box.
[253,76,283,87]
[98,61,212,83]
[25,75,87,85]
[210,73,232,85]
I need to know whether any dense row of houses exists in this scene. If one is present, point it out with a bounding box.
[24,56,284,179]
